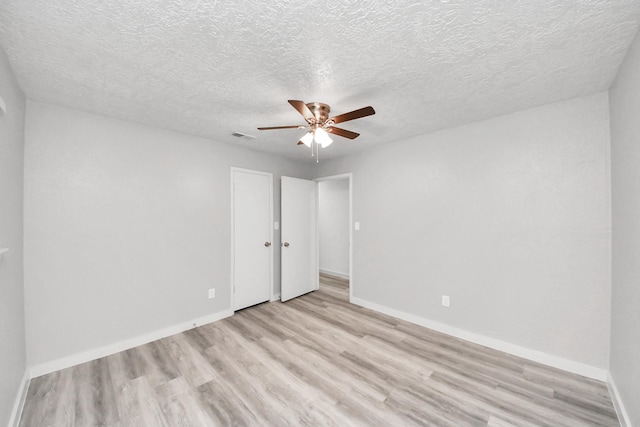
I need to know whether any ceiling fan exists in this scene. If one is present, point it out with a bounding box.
[258,100,375,161]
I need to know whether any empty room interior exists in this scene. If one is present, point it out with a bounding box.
[1,1,640,426]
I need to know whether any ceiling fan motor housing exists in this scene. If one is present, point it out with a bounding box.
[306,102,331,125]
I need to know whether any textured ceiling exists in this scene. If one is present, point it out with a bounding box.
[1,1,639,162]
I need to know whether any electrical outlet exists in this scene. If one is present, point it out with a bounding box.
[208,288,215,299]
[441,295,450,307]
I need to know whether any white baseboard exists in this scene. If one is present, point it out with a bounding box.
[607,372,632,427]
[351,296,607,381]
[319,268,350,279]
[9,371,29,427]
[29,308,233,378]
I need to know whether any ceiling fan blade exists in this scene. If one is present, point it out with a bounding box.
[288,100,315,122]
[326,126,360,139]
[257,125,307,130]
[330,106,375,124]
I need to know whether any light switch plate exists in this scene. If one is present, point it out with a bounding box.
[354,222,360,231]
[274,221,279,230]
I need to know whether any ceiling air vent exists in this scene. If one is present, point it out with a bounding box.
[231,131,256,139]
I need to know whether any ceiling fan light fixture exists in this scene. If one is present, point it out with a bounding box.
[300,131,314,147]
[314,128,333,147]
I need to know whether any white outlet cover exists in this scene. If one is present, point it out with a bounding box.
[441,295,450,307]
[208,288,215,299]
[354,222,360,231]
[274,221,279,230]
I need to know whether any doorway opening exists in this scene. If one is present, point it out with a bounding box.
[315,173,353,302]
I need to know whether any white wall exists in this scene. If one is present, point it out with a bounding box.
[318,179,350,278]
[317,93,612,371]
[0,47,27,425]
[24,102,311,368]
[609,27,640,426]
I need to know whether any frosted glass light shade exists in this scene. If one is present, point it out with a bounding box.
[300,131,313,147]
[314,128,333,147]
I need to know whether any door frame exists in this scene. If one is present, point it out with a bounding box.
[314,173,353,303]
[230,167,274,311]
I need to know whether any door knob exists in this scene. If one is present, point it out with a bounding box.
[264,242,271,247]
[283,242,290,247]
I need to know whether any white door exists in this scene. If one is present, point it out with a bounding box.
[232,168,272,311]
[281,176,318,302]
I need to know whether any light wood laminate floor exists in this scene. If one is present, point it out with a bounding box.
[20,274,619,426]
